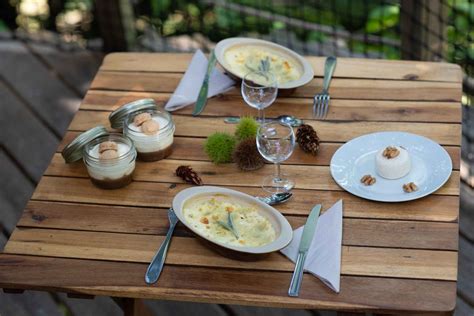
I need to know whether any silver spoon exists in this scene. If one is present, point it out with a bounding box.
[224,115,303,127]
[257,192,293,205]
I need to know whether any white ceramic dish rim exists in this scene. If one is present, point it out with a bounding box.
[172,186,293,254]
[214,37,315,89]
[330,131,453,203]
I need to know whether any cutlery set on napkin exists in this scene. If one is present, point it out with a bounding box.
[164,50,235,113]
[282,200,343,295]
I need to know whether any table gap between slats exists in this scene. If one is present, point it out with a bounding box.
[12,217,460,252]
[67,110,462,146]
[36,164,461,195]
[98,53,463,84]
[8,222,459,253]
[82,89,462,125]
[97,69,462,84]
[88,73,462,102]
[74,103,464,123]
[1,229,459,282]
[90,69,459,90]
[56,132,462,170]
[30,176,460,221]
[14,200,459,249]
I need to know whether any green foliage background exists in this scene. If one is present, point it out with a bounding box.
[1,0,472,75]
[133,0,472,69]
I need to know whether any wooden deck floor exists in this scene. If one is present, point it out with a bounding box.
[0,33,473,315]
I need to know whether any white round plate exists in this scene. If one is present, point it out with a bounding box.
[330,132,453,202]
[214,37,314,89]
[172,186,293,254]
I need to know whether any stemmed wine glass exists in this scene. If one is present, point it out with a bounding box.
[241,70,278,123]
[256,121,296,193]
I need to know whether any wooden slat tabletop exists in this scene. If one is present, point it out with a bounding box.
[0,53,462,314]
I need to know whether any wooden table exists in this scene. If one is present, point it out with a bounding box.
[0,53,462,315]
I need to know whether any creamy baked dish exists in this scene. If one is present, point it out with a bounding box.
[224,45,302,84]
[183,194,276,247]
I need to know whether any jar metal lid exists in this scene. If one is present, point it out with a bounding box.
[109,98,157,129]
[61,126,109,163]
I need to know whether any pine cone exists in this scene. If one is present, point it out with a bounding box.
[296,124,320,155]
[233,138,265,171]
[176,165,203,186]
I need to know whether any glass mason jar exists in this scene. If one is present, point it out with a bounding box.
[123,109,175,162]
[83,134,137,189]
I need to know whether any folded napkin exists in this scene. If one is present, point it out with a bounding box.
[164,50,235,112]
[280,199,343,293]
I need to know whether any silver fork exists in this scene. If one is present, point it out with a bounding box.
[145,208,179,285]
[313,56,337,119]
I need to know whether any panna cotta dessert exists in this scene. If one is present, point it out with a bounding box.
[124,109,175,162]
[375,146,411,179]
[83,134,137,189]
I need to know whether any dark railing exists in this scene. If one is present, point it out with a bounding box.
[1,2,471,71]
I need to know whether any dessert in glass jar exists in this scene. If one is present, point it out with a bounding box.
[62,127,137,189]
[83,134,137,189]
[123,109,175,162]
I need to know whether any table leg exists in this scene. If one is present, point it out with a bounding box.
[120,298,152,316]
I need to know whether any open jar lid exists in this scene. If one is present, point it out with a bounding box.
[109,99,158,129]
[61,126,109,163]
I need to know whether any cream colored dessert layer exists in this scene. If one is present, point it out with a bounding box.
[86,143,135,180]
[127,116,174,153]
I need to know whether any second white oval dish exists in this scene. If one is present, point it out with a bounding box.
[215,37,314,89]
[172,186,293,255]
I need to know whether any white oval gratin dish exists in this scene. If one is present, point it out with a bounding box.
[172,186,293,255]
[214,37,314,89]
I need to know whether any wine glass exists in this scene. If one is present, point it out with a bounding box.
[256,121,296,193]
[241,70,278,123]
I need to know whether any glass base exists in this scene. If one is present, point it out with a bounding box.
[262,174,294,194]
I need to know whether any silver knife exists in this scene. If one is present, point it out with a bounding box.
[192,50,217,116]
[288,204,322,297]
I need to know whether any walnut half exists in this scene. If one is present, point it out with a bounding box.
[403,182,418,193]
[141,119,160,135]
[133,112,152,127]
[99,141,118,154]
[360,174,376,186]
[99,149,118,160]
[99,141,119,160]
[383,146,400,159]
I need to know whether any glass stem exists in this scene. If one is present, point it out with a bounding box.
[275,163,281,181]
[258,108,265,123]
